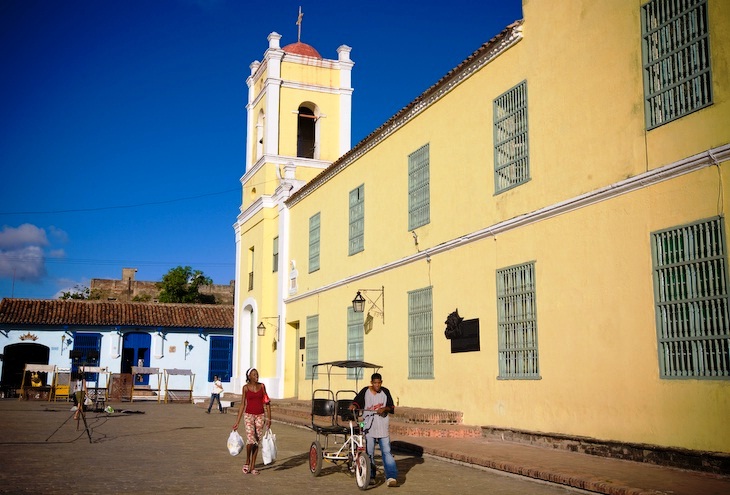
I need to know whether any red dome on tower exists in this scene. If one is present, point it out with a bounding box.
[282,41,322,59]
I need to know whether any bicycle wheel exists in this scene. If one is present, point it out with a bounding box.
[309,440,323,477]
[355,451,371,490]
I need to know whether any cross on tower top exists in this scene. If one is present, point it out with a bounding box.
[296,6,303,42]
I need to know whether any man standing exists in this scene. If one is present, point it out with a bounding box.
[206,375,224,414]
[351,372,398,487]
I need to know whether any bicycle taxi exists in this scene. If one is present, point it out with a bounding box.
[308,360,381,490]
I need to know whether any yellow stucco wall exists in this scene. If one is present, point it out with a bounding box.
[276,0,730,453]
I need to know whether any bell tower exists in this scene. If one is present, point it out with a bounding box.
[234,27,354,397]
[243,32,353,195]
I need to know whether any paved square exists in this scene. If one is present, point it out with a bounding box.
[0,399,581,494]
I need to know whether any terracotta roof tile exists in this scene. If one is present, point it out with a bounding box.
[0,299,233,329]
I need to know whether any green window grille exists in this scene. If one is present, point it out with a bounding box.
[651,217,730,379]
[208,336,233,382]
[496,262,540,379]
[408,144,430,231]
[408,286,434,379]
[305,315,319,380]
[272,236,279,272]
[347,307,364,379]
[349,185,365,255]
[641,0,712,129]
[309,212,320,273]
[493,80,529,194]
[248,247,254,291]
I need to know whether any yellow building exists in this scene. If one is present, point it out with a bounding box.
[235,0,730,456]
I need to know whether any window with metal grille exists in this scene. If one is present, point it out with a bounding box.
[309,213,320,273]
[496,262,540,379]
[408,144,430,231]
[493,81,529,194]
[72,333,101,381]
[208,336,233,382]
[651,217,730,379]
[273,236,279,272]
[349,185,365,255]
[248,247,254,291]
[408,287,434,379]
[641,0,712,129]
[305,315,319,380]
[347,307,364,379]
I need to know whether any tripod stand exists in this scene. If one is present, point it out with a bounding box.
[46,391,92,443]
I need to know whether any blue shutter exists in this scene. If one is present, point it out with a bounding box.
[208,336,233,382]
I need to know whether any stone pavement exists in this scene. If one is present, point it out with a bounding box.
[1,398,728,495]
[0,399,582,495]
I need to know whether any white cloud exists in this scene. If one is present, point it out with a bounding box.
[0,245,46,281]
[48,226,69,244]
[0,224,69,282]
[0,223,49,249]
[48,249,66,258]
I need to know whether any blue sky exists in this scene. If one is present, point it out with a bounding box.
[0,0,522,300]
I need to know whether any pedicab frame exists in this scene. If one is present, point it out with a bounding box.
[308,360,382,490]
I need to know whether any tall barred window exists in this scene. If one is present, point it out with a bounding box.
[347,307,364,379]
[493,81,529,194]
[305,315,319,380]
[309,212,320,273]
[408,286,433,379]
[72,333,102,381]
[651,217,729,379]
[349,185,365,255]
[496,262,540,379]
[641,0,712,129]
[408,144,430,231]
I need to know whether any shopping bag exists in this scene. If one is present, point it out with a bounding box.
[261,428,277,465]
[227,430,244,456]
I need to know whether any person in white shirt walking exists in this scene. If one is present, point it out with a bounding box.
[206,375,224,414]
[350,373,399,487]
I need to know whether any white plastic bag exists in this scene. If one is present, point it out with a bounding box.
[227,430,244,456]
[261,428,277,465]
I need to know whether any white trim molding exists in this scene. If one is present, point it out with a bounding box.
[286,144,730,304]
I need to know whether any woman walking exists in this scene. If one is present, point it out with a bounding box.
[233,368,271,475]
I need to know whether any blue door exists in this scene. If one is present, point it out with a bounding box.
[121,333,151,386]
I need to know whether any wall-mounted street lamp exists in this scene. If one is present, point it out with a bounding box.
[257,316,280,337]
[60,335,73,353]
[184,340,193,360]
[352,286,385,323]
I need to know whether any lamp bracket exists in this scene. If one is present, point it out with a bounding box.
[258,316,281,339]
[355,287,385,323]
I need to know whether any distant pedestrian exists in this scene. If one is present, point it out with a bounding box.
[233,368,271,475]
[206,375,224,414]
[350,372,398,487]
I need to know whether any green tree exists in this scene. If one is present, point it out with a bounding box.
[157,266,215,304]
[59,285,90,300]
